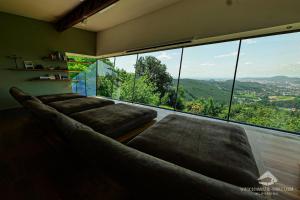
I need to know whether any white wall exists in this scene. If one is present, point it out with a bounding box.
[96,0,300,56]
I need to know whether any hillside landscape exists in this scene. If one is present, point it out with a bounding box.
[70,56,300,133]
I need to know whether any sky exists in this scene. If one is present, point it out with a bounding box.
[111,32,300,80]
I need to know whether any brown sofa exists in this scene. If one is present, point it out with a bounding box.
[10,87,261,199]
[10,87,157,141]
[23,99,261,200]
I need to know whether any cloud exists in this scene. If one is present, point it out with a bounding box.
[171,52,180,56]
[244,62,252,65]
[215,51,238,58]
[156,52,172,61]
[199,62,216,66]
[243,39,257,45]
[297,61,300,65]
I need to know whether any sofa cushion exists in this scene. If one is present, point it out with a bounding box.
[48,97,114,115]
[70,103,157,139]
[128,114,259,188]
[37,93,85,103]
[23,100,93,133]
[9,87,42,105]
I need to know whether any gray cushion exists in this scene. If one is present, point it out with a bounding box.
[9,87,42,105]
[128,114,259,188]
[70,103,157,139]
[37,93,85,103]
[48,97,114,115]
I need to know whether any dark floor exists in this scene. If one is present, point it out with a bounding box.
[0,108,128,200]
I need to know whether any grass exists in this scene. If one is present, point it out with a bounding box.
[269,96,295,102]
[159,105,174,110]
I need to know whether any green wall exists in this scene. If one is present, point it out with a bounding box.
[0,12,96,110]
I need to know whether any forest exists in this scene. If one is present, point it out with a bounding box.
[69,55,300,133]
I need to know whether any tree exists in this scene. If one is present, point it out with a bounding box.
[161,85,185,110]
[135,56,173,104]
[113,72,160,104]
[97,58,117,97]
[184,97,226,118]
[132,76,160,105]
[97,75,113,97]
[67,56,97,72]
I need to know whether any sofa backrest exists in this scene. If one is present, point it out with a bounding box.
[23,99,261,200]
[9,87,42,105]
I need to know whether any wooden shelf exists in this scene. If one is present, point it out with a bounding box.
[29,79,79,82]
[41,58,93,65]
[7,68,82,73]
[68,60,94,64]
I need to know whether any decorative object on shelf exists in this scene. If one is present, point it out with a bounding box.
[7,55,22,69]
[39,74,55,80]
[49,75,56,80]
[55,74,62,80]
[38,73,68,80]
[61,75,69,80]
[35,64,44,70]
[24,61,34,69]
[39,75,51,80]
[43,51,68,62]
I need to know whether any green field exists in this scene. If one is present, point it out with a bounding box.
[269,96,296,102]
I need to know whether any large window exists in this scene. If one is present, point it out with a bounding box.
[134,49,182,109]
[93,32,300,134]
[231,33,300,132]
[178,41,239,119]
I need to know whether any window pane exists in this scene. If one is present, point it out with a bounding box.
[178,41,239,119]
[134,49,182,109]
[97,58,115,98]
[86,62,97,96]
[112,55,137,101]
[231,33,300,133]
[68,55,97,96]
[73,72,86,95]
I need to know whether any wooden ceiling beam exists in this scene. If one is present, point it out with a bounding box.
[55,0,119,32]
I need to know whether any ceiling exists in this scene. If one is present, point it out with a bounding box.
[0,0,182,32]
[0,0,83,22]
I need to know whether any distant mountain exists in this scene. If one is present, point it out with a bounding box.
[238,76,300,84]
[176,79,230,103]
[176,78,267,103]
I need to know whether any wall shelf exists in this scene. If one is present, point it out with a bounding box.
[28,78,78,82]
[68,60,94,65]
[6,68,82,73]
[41,57,93,65]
